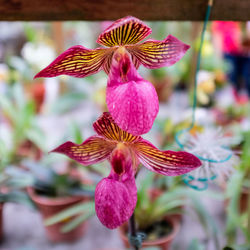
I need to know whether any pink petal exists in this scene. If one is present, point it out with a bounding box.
[51,136,116,165]
[106,49,159,135]
[34,46,112,78]
[97,16,152,47]
[95,176,137,229]
[126,35,190,69]
[133,139,202,176]
[95,164,137,229]
[107,79,159,136]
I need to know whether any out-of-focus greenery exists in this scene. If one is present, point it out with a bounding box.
[225,130,250,245]
[0,83,44,169]
[135,172,221,248]
[24,158,95,198]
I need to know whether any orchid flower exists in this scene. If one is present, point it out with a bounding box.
[34,16,190,135]
[52,112,201,229]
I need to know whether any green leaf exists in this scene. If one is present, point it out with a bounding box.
[225,171,244,243]
[187,239,205,250]
[51,92,86,114]
[1,191,35,208]
[44,201,95,226]
[61,210,95,233]
[68,122,83,144]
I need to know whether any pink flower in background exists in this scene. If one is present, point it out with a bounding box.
[52,112,201,229]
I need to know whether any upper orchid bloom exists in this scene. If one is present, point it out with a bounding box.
[106,47,159,135]
[34,16,190,80]
[52,112,201,229]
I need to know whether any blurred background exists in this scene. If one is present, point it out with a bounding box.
[0,21,250,250]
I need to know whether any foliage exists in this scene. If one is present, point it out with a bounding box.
[0,83,45,170]
[44,201,95,233]
[225,130,250,245]
[135,172,220,248]
[24,159,95,198]
[0,166,34,207]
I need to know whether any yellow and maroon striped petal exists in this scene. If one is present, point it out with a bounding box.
[93,112,141,143]
[133,139,201,176]
[34,45,113,78]
[126,35,190,69]
[97,16,152,47]
[51,136,116,165]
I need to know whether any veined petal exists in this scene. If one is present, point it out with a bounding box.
[133,139,201,176]
[93,112,141,143]
[126,35,190,69]
[51,136,116,165]
[95,166,137,229]
[97,16,152,47]
[107,79,159,136]
[34,46,113,78]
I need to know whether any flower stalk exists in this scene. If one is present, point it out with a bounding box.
[129,213,139,250]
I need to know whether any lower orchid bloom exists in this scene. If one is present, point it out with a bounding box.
[52,112,201,229]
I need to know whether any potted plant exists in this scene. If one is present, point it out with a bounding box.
[0,166,34,240]
[25,158,95,242]
[0,83,44,162]
[0,84,43,240]
[118,172,220,250]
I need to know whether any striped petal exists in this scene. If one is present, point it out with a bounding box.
[97,16,152,47]
[51,135,116,165]
[126,35,190,69]
[93,112,141,143]
[133,139,201,176]
[34,46,113,78]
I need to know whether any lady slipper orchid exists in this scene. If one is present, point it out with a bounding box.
[35,16,190,78]
[34,16,190,135]
[52,112,201,229]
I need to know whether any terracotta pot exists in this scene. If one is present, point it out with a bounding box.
[149,76,173,103]
[239,187,249,213]
[0,203,3,241]
[118,216,180,250]
[28,187,88,242]
[25,80,46,113]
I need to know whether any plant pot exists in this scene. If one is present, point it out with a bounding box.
[0,203,3,241]
[27,187,88,242]
[239,187,249,213]
[149,76,173,103]
[222,182,249,214]
[118,216,180,250]
[25,80,46,113]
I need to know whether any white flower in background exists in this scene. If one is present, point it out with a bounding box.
[21,42,56,70]
[183,127,239,182]
[197,70,216,105]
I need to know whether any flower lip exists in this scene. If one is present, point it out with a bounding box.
[113,48,131,81]
[111,149,126,175]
